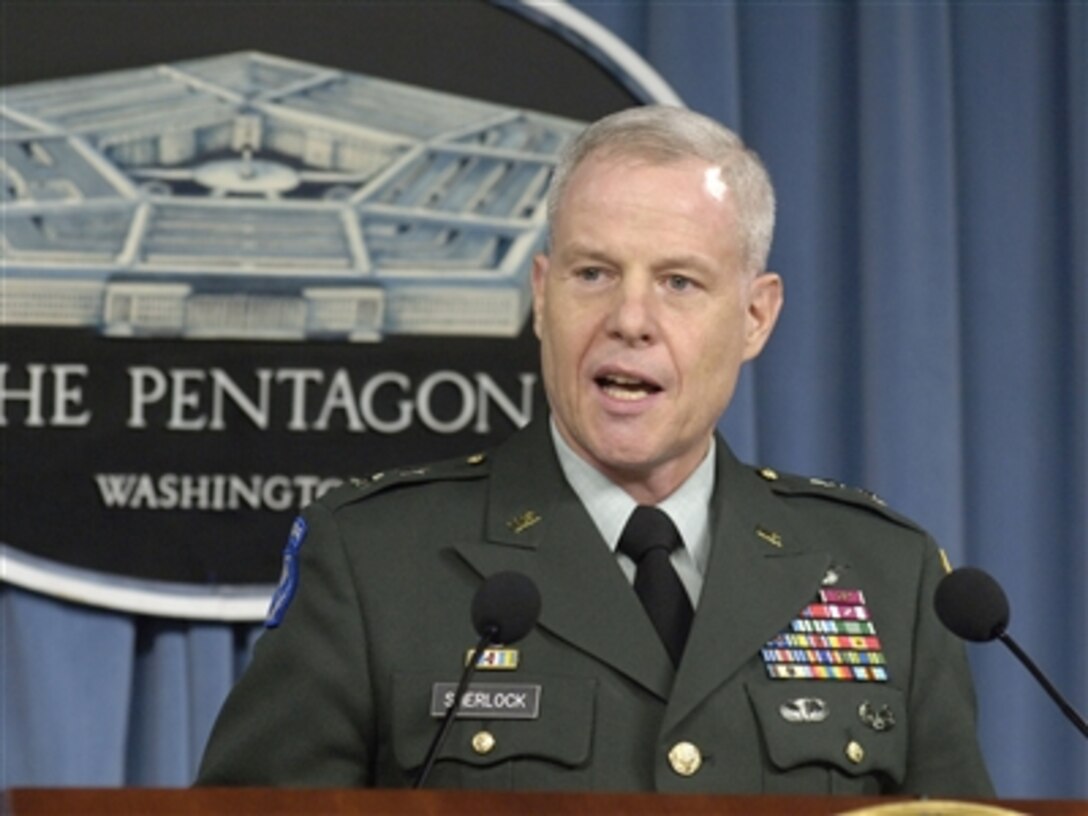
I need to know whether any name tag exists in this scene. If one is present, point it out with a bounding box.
[430,682,542,719]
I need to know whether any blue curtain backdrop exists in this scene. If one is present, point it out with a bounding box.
[2,0,1085,799]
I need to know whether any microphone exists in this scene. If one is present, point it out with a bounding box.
[934,567,1087,739]
[933,566,1009,642]
[414,571,542,788]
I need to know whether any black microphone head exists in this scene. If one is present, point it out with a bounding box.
[470,571,541,644]
[934,566,1010,642]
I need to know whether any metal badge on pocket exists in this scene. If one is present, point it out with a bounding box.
[779,697,830,723]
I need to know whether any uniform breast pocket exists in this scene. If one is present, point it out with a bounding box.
[746,681,907,795]
[392,671,597,790]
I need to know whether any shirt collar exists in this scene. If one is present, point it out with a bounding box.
[550,419,715,575]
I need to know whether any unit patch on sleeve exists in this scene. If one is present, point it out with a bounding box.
[264,516,308,629]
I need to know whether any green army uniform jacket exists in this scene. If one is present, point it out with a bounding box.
[197,416,994,796]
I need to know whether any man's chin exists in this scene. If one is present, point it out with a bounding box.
[556,416,675,476]
[587,445,666,481]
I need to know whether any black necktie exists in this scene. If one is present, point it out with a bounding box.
[617,505,694,666]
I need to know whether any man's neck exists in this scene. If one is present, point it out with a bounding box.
[549,419,715,505]
[604,461,704,505]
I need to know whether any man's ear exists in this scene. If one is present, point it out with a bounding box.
[742,272,784,361]
[530,253,549,340]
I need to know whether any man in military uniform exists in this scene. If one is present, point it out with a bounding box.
[198,105,994,795]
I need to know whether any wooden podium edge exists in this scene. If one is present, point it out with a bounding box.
[3,788,1086,816]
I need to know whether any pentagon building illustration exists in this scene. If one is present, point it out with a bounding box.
[1,52,584,341]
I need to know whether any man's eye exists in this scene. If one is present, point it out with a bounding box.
[666,274,693,291]
[576,267,604,282]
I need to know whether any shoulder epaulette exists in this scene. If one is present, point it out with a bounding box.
[321,451,490,512]
[753,466,924,534]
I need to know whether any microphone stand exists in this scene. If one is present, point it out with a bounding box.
[998,632,1088,738]
[414,625,498,788]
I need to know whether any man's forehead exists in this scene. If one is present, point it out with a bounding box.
[563,151,731,205]
[556,153,738,224]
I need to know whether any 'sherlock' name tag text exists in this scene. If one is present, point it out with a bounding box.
[430,682,542,719]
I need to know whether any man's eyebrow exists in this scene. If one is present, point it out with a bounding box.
[553,242,721,276]
[554,243,614,264]
[651,253,717,273]
[557,244,711,266]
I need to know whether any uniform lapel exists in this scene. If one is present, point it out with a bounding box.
[453,419,674,701]
[663,441,830,732]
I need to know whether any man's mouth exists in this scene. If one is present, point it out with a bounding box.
[595,373,663,402]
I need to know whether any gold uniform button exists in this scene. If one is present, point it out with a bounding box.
[759,467,779,481]
[845,740,865,765]
[471,730,496,755]
[467,453,486,465]
[667,741,702,777]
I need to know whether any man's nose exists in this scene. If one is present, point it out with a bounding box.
[606,277,657,345]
